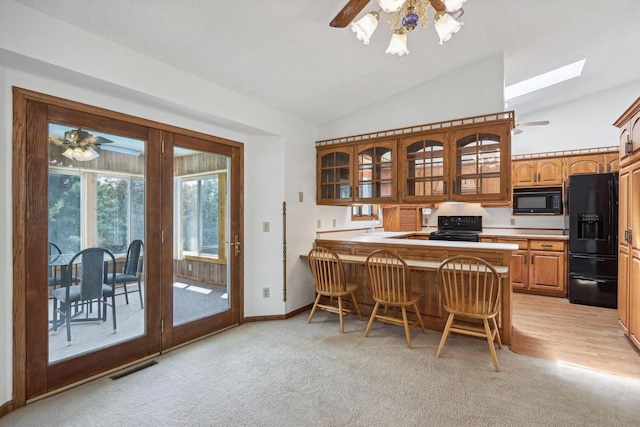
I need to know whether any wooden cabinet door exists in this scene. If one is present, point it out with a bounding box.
[618,247,630,334]
[316,146,354,204]
[537,158,563,185]
[510,250,528,290]
[629,255,640,350]
[451,124,510,201]
[529,250,566,293]
[512,160,536,187]
[631,164,640,254]
[629,111,640,164]
[566,154,602,178]
[354,140,397,204]
[399,133,448,203]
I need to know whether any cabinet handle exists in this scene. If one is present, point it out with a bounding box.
[607,164,611,172]
[533,173,537,183]
[453,181,457,195]
[541,244,552,248]
[538,173,541,182]
[629,229,633,245]
[523,256,527,265]
[531,255,534,264]
[443,182,447,195]
[598,164,603,173]
[626,140,633,155]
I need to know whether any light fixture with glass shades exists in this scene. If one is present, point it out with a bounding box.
[49,128,113,162]
[348,0,466,56]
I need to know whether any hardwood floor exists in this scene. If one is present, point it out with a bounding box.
[510,292,640,378]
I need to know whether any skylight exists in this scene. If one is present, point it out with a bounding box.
[504,59,586,101]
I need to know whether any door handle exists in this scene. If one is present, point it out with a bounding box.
[230,234,240,256]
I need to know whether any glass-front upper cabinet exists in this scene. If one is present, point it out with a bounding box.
[400,133,448,203]
[317,146,353,204]
[450,123,511,201]
[354,140,397,203]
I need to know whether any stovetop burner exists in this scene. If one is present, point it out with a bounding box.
[429,216,482,242]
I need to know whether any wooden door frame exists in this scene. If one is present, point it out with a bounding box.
[12,87,244,408]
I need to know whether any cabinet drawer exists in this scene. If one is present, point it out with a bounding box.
[530,240,565,251]
[496,239,528,250]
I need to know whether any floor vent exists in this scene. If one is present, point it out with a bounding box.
[110,360,158,380]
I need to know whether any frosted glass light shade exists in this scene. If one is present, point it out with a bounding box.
[62,146,99,161]
[434,12,463,44]
[377,0,407,13]
[385,29,409,56]
[443,0,467,12]
[350,12,380,45]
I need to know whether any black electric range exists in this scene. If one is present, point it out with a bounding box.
[429,216,482,242]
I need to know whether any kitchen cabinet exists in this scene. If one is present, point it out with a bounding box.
[615,97,640,168]
[317,113,514,206]
[564,152,620,181]
[512,158,563,187]
[484,236,567,297]
[399,122,511,203]
[615,96,640,351]
[317,145,354,204]
[316,139,398,205]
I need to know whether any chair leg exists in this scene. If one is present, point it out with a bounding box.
[436,313,455,358]
[338,296,345,333]
[111,294,117,332]
[364,302,380,337]
[413,302,426,333]
[308,294,322,323]
[65,303,72,345]
[137,280,144,309]
[484,319,500,372]
[402,307,412,349]
[123,282,130,304]
[492,317,502,348]
[52,298,59,332]
[350,292,362,320]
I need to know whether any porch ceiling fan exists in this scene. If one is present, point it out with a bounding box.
[49,128,141,161]
[512,120,550,135]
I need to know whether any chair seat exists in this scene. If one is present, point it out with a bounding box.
[51,284,113,303]
[373,291,421,307]
[443,302,499,319]
[106,273,139,283]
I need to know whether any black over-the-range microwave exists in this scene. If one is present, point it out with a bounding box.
[512,187,563,215]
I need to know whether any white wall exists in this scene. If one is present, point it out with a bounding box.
[0,0,319,406]
[319,54,505,141]
[513,79,640,155]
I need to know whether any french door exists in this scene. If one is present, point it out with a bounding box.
[15,88,242,402]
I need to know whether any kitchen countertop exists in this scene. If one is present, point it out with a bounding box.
[315,229,520,251]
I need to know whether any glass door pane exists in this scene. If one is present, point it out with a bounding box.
[48,123,146,364]
[173,147,230,326]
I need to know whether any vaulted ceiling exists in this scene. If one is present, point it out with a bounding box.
[13,0,640,125]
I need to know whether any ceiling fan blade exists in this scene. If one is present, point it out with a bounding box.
[94,136,114,145]
[330,0,372,28]
[512,128,523,135]
[517,120,550,127]
[100,145,142,156]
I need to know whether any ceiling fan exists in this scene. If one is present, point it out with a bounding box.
[330,0,449,28]
[512,120,550,135]
[49,128,141,161]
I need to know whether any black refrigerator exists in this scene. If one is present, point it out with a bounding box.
[567,172,618,308]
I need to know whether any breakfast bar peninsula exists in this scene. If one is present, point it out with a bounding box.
[311,230,519,344]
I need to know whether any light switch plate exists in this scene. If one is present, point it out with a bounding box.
[263,221,270,232]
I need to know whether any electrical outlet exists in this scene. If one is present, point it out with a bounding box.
[298,192,304,202]
[263,287,270,298]
[188,263,192,271]
[263,221,270,232]
[510,218,516,226]
[333,219,337,228]
[317,219,321,229]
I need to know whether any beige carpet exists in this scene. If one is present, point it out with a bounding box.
[3,311,640,426]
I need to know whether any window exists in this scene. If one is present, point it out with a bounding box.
[179,173,225,259]
[351,204,379,221]
[97,175,145,253]
[48,172,82,253]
